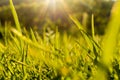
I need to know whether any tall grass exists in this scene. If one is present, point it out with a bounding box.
[0,0,120,80]
[10,0,21,33]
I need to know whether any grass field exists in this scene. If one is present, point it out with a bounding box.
[0,0,120,80]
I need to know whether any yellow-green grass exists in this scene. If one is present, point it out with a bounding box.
[0,0,120,80]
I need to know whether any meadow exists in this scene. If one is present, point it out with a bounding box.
[0,0,120,80]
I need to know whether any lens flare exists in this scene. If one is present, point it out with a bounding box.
[44,0,72,16]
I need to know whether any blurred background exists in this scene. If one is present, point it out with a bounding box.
[0,0,115,35]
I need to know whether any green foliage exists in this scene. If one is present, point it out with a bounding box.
[0,0,120,80]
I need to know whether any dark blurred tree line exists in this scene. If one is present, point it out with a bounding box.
[0,0,115,35]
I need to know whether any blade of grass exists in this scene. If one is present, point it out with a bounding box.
[102,1,120,67]
[9,0,21,33]
[30,28,37,43]
[91,14,95,40]
[95,1,120,80]
[69,15,84,31]
[69,15,93,49]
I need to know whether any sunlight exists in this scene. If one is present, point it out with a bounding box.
[43,0,71,15]
[45,0,56,8]
[32,0,73,21]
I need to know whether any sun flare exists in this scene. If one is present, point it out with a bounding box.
[45,0,56,5]
[42,0,71,18]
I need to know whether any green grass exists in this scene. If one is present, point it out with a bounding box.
[0,0,120,80]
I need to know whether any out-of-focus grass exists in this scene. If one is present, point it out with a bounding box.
[98,1,120,80]
[102,0,120,67]
[0,0,120,80]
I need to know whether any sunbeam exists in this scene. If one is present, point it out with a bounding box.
[41,0,72,20]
